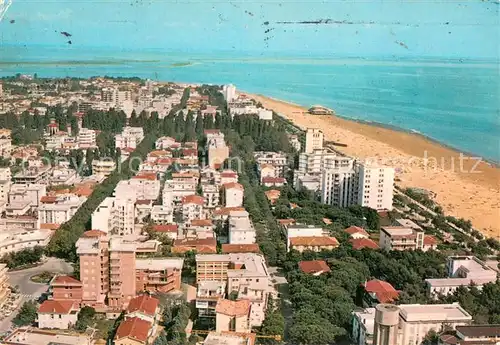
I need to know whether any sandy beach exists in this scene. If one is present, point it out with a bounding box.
[249,94,500,239]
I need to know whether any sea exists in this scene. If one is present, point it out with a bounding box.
[0,45,499,163]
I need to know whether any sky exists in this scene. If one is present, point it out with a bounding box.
[0,0,498,59]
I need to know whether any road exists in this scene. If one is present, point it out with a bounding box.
[268,266,292,340]
[0,257,73,333]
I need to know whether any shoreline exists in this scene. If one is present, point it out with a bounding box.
[247,92,500,239]
[253,94,500,166]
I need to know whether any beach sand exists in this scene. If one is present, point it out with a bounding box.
[249,94,500,239]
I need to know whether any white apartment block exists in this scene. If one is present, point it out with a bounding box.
[254,151,288,177]
[91,197,136,235]
[196,253,272,327]
[114,177,160,201]
[0,138,12,158]
[297,150,344,176]
[202,184,220,209]
[38,194,87,225]
[353,303,472,345]
[321,162,357,208]
[151,205,174,224]
[228,210,256,245]
[0,168,12,204]
[222,84,237,102]
[357,164,394,211]
[115,126,144,150]
[92,159,116,177]
[0,229,52,256]
[37,301,80,330]
[76,128,97,148]
[164,180,196,204]
[8,183,47,209]
[205,130,229,169]
[425,256,498,298]
[181,195,205,222]
[223,183,244,208]
[305,128,324,153]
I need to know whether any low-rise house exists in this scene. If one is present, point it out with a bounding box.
[151,224,179,240]
[425,256,498,298]
[379,226,424,251]
[423,235,438,251]
[4,328,93,345]
[350,238,380,250]
[37,300,79,330]
[203,331,256,345]
[345,226,370,239]
[114,317,152,345]
[126,294,160,324]
[440,325,500,345]
[362,279,400,306]
[213,207,245,221]
[215,299,251,333]
[261,177,286,187]
[264,189,281,205]
[298,260,331,276]
[289,236,339,252]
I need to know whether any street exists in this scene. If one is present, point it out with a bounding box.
[0,257,73,333]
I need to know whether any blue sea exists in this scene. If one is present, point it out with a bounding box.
[0,45,499,162]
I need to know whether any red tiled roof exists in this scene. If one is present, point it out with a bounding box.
[190,219,213,227]
[51,275,82,286]
[40,196,57,203]
[264,189,280,200]
[290,236,339,247]
[223,182,243,190]
[182,195,205,205]
[298,260,331,275]
[82,230,107,238]
[127,295,159,317]
[215,299,250,317]
[214,207,245,216]
[221,244,260,254]
[135,199,152,205]
[220,170,238,178]
[115,317,151,343]
[152,224,178,233]
[364,279,400,303]
[72,186,93,197]
[38,300,76,314]
[350,238,379,250]
[424,235,438,246]
[40,223,60,230]
[261,177,286,184]
[344,226,369,237]
[133,173,157,181]
[172,238,217,254]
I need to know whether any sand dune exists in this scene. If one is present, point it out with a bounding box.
[249,94,500,239]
